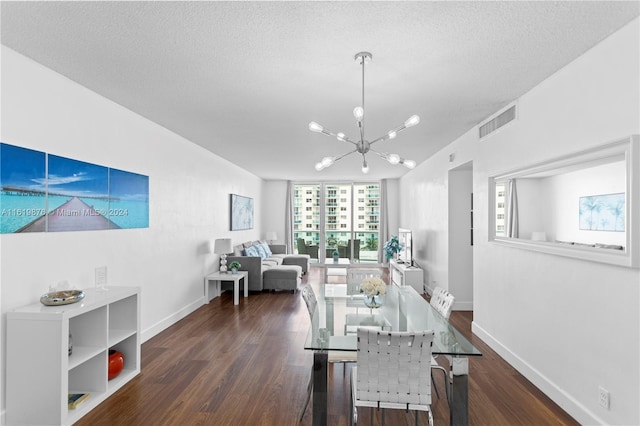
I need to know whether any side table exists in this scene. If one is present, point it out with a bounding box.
[204,271,249,305]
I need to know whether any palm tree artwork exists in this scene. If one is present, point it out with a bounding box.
[579,193,625,231]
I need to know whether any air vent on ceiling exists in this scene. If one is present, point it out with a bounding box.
[479,104,516,139]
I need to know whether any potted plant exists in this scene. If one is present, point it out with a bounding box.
[228,261,241,274]
[383,235,403,260]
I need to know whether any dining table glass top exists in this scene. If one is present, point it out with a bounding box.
[304,281,482,357]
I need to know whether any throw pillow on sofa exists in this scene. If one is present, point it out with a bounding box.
[254,243,268,260]
[260,241,273,257]
[244,245,261,257]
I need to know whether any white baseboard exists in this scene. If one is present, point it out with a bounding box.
[453,301,473,311]
[471,321,603,425]
[141,298,205,343]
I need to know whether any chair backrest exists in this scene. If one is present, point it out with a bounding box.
[430,286,454,319]
[430,287,444,308]
[356,329,433,405]
[297,238,307,255]
[347,269,382,293]
[347,269,382,284]
[301,285,317,318]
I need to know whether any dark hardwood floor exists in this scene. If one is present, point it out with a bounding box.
[77,268,578,425]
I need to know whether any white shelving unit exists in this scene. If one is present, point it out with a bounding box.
[6,286,140,425]
[389,259,424,293]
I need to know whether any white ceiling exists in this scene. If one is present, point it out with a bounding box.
[2,1,638,181]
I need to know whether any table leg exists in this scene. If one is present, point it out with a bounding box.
[243,275,248,298]
[234,278,239,305]
[450,356,469,426]
[204,277,209,303]
[312,351,328,426]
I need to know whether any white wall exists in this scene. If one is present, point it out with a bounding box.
[0,47,264,419]
[400,18,639,425]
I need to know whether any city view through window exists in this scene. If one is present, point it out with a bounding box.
[293,183,380,263]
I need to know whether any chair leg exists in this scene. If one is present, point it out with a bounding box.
[349,389,354,426]
[439,367,450,403]
[299,369,313,421]
[431,375,440,398]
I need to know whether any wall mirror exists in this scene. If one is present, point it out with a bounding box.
[489,135,639,268]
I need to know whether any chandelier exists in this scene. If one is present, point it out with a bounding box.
[309,51,419,174]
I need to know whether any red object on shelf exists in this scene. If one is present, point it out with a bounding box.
[108,349,124,380]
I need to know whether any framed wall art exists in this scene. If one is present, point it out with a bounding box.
[230,194,253,231]
[579,192,625,231]
[0,142,149,233]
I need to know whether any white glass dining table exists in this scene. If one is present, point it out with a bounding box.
[304,281,482,426]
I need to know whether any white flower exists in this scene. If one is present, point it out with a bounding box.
[360,277,386,297]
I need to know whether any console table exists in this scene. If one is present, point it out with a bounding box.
[389,259,424,293]
[204,271,249,305]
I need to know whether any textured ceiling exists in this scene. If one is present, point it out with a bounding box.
[2,1,638,180]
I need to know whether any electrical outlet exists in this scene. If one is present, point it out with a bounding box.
[598,386,610,409]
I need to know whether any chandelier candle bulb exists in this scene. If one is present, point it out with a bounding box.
[387,154,400,165]
[353,106,364,121]
[404,115,420,127]
[403,159,416,169]
[321,157,334,167]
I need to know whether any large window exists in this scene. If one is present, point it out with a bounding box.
[293,182,380,263]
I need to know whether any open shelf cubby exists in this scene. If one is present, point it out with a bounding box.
[6,286,140,425]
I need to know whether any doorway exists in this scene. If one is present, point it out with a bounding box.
[448,162,474,310]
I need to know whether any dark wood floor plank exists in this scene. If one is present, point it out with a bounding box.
[77,267,578,426]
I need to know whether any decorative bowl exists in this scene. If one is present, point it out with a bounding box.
[108,350,125,380]
[40,290,85,306]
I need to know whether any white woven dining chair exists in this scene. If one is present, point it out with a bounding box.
[350,329,435,426]
[300,284,359,421]
[429,286,455,401]
[430,286,454,320]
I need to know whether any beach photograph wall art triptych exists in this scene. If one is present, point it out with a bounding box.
[0,142,149,234]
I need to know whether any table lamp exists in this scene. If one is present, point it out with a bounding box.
[266,231,277,244]
[214,238,233,273]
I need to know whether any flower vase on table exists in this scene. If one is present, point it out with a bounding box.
[364,294,383,309]
[360,276,386,313]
